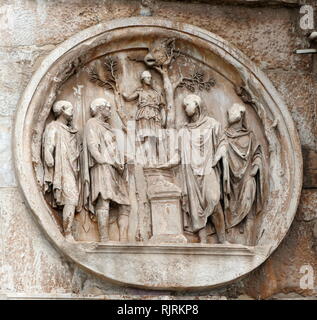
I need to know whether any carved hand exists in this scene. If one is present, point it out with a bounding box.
[122,91,138,102]
[154,155,180,169]
[212,151,226,167]
[121,92,128,100]
[55,189,61,200]
[45,155,55,168]
[250,164,259,177]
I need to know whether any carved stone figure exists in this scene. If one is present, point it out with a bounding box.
[160,94,227,244]
[122,70,166,166]
[214,103,264,234]
[43,100,80,241]
[180,95,228,244]
[83,98,130,242]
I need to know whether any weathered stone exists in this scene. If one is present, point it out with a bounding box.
[236,294,255,300]
[302,148,317,188]
[0,188,74,293]
[0,291,228,300]
[156,3,311,72]
[266,71,317,149]
[0,1,311,72]
[0,0,138,47]
[296,189,317,221]
[270,292,317,300]
[0,117,15,187]
[163,0,302,5]
[242,218,317,299]
[0,45,55,117]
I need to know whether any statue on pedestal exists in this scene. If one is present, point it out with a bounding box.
[122,70,167,167]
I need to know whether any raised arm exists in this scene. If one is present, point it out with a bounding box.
[121,90,139,102]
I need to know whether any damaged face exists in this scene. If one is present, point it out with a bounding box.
[144,38,174,67]
[62,102,74,122]
[100,102,112,119]
[183,94,201,117]
[228,103,246,125]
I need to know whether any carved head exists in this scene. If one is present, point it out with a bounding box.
[183,94,201,118]
[144,38,175,67]
[228,103,246,125]
[140,70,152,85]
[52,100,74,122]
[90,98,112,119]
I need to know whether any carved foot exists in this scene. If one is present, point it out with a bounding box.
[220,240,231,245]
[100,236,110,242]
[135,229,144,242]
[198,228,208,244]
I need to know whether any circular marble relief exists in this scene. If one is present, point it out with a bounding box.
[14,17,302,289]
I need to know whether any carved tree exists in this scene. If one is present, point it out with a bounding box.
[89,57,127,129]
[143,38,216,128]
[176,70,216,93]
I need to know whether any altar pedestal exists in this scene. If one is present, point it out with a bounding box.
[144,169,187,244]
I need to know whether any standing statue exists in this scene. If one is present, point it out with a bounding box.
[213,103,264,233]
[122,70,167,166]
[159,94,227,244]
[43,100,80,242]
[83,98,130,242]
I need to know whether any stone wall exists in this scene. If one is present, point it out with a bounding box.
[0,0,316,299]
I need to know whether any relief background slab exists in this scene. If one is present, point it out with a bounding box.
[13,17,302,290]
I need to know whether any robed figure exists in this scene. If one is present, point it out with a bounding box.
[161,94,227,244]
[83,98,130,242]
[43,100,80,241]
[180,95,227,244]
[214,103,264,233]
[122,70,167,166]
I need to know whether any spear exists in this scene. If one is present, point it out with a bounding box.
[73,84,91,234]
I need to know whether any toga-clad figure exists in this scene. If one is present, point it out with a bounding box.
[214,103,264,232]
[180,95,227,244]
[43,100,80,242]
[83,98,130,242]
[159,94,227,244]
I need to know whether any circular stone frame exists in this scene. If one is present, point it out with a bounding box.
[13,17,303,290]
